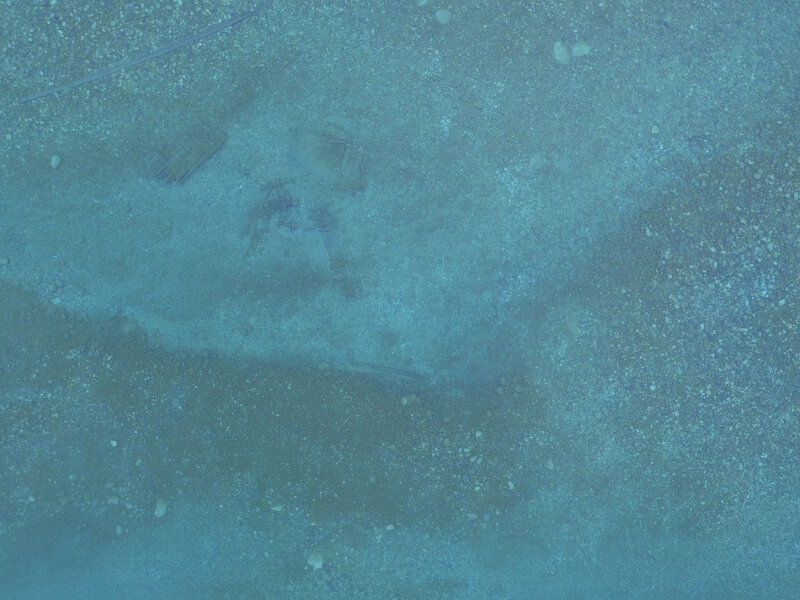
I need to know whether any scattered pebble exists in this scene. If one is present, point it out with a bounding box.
[50,154,61,170]
[553,41,570,64]
[435,9,452,25]
[571,42,591,57]
[545,458,555,471]
[154,497,168,518]
[401,393,417,406]
[553,41,591,64]
[307,551,324,569]
[530,152,547,170]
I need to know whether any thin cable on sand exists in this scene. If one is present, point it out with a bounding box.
[19,11,253,103]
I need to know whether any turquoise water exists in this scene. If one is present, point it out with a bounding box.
[1,2,798,597]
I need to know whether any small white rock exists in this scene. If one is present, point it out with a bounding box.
[50,154,61,170]
[307,551,324,569]
[529,152,547,170]
[571,42,591,57]
[553,41,570,64]
[435,9,452,25]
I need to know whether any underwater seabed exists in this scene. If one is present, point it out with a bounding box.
[2,1,799,596]
[1,224,798,598]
